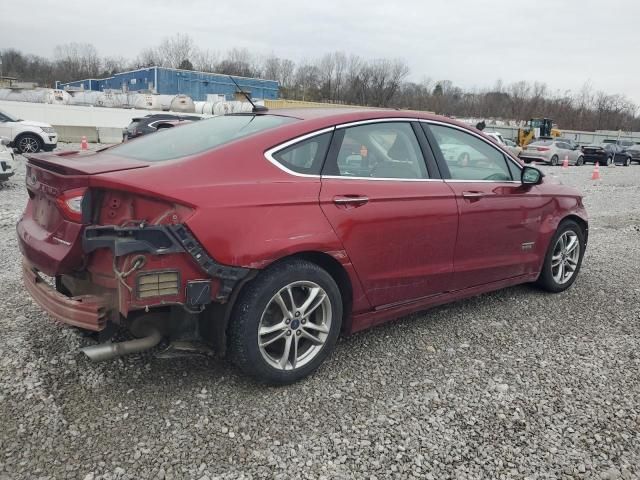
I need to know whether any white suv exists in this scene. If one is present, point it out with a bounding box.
[0,109,58,154]
[0,137,15,182]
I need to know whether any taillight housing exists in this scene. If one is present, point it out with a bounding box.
[56,187,87,223]
[537,147,550,152]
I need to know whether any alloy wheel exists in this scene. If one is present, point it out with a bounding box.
[551,231,580,285]
[18,136,40,153]
[258,281,332,371]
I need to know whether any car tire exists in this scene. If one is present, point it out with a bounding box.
[606,156,613,166]
[576,156,584,166]
[228,259,343,384]
[535,220,586,293]
[625,156,631,167]
[16,134,43,154]
[550,155,559,166]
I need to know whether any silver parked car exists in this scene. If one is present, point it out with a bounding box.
[519,139,584,166]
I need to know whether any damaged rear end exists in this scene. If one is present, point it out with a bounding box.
[17,150,251,360]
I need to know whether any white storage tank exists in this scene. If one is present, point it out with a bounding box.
[45,89,71,105]
[212,100,253,115]
[169,94,196,113]
[133,94,169,111]
[68,91,106,106]
[0,88,53,103]
[194,101,215,115]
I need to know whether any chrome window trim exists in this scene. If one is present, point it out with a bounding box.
[264,126,335,178]
[418,119,524,175]
[444,179,522,184]
[322,175,444,182]
[264,117,526,184]
[334,117,417,129]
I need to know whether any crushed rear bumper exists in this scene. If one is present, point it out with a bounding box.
[22,260,109,331]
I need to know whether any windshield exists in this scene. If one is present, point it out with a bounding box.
[111,114,296,162]
[0,109,19,122]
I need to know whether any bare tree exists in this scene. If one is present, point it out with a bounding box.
[53,43,101,82]
[157,33,195,69]
[3,40,640,131]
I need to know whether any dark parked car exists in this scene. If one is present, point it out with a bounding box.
[123,114,202,140]
[625,144,640,164]
[581,143,632,166]
[17,108,588,384]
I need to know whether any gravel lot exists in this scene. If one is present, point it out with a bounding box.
[1,145,639,480]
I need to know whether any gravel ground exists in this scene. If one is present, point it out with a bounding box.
[1,145,639,480]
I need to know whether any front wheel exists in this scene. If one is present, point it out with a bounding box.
[16,134,43,154]
[625,156,631,167]
[535,220,586,293]
[605,156,613,166]
[550,155,559,166]
[228,259,343,384]
[576,156,584,166]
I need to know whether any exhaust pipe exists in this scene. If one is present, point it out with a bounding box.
[80,329,163,362]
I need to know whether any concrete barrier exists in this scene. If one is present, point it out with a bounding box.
[51,125,98,143]
[49,126,124,144]
[97,127,124,144]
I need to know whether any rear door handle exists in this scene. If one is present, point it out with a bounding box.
[333,195,369,206]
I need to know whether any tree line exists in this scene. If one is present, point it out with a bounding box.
[1,34,638,132]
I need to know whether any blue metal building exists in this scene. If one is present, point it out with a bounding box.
[56,67,279,101]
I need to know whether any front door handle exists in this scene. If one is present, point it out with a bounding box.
[462,191,485,199]
[333,195,369,206]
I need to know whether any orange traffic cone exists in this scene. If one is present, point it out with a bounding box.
[80,136,88,150]
[562,155,569,169]
[591,162,600,180]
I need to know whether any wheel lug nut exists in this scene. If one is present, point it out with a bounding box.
[296,330,302,335]
[285,319,290,324]
[301,319,306,324]
[295,311,300,317]
[286,330,292,336]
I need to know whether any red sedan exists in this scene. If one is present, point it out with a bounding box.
[17,108,588,384]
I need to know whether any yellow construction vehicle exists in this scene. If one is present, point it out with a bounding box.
[517,118,561,147]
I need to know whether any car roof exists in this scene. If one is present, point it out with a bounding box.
[245,108,478,138]
[263,107,441,123]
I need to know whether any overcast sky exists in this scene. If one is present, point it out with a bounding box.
[1,0,639,103]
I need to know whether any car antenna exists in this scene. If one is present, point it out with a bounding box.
[228,76,268,113]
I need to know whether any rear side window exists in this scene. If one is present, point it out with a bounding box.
[327,122,429,179]
[112,115,295,162]
[271,132,332,175]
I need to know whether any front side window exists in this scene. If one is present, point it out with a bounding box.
[0,110,18,122]
[111,114,295,162]
[272,132,332,175]
[328,122,428,179]
[428,124,513,181]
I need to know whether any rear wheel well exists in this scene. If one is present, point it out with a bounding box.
[285,251,353,329]
[204,251,354,357]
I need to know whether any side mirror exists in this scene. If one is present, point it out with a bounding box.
[522,166,543,185]
[0,137,10,146]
